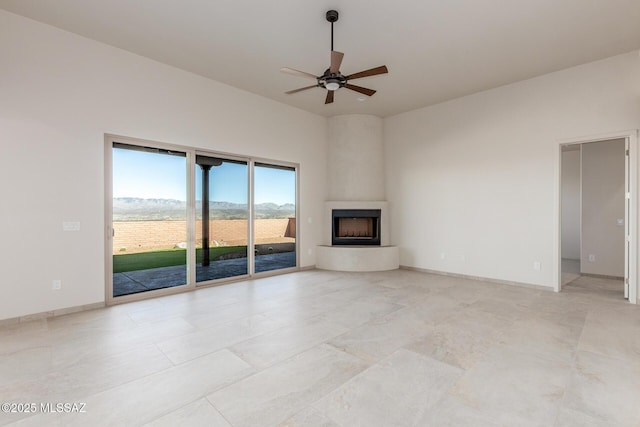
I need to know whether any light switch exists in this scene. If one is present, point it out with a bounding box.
[63,221,80,232]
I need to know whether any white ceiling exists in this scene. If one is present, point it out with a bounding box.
[2,0,640,117]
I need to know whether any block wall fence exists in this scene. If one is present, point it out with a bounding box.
[113,218,295,254]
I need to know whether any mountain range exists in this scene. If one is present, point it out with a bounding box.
[113,198,295,221]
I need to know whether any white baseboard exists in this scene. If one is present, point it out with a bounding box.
[399,265,554,292]
[0,302,106,326]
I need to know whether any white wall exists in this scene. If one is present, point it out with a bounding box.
[0,11,327,320]
[561,149,581,260]
[327,115,385,201]
[581,139,626,277]
[385,51,640,288]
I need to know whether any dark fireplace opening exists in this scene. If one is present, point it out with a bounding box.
[332,209,381,246]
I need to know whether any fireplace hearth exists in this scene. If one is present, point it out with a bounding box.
[332,209,381,246]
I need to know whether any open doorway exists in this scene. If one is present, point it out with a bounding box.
[558,132,638,304]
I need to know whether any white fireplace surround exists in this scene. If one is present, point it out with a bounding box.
[316,114,399,272]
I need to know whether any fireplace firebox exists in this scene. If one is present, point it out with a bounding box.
[332,209,381,246]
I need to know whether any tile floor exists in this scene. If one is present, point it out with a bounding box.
[561,258,581,286]
[0,270,638,426]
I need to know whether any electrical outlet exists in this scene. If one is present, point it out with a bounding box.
[440,253,446,260]
[62,221,80,232]
[588,254,596,262]
[52,280,61,290]
[533,261,541,271]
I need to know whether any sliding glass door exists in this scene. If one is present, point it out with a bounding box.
[108,136,298,301]
[111,143,188,298]
[195,155,249,282]
[254,163,297,273]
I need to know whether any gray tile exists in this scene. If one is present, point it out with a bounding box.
[208,344,368,427]
[0,270,637,427]
[156,314,286,365]
[9,349,252,426]
[562,350,640,425]
[447,346,572,426]
[328,309,431,363]
[229,317,349,369]
[0,346,53,387]
[313,349,462,427]
[0,344,173,406]
[578,306,640,364]
[314,298,403,329]
[499,316,583,363]
[423,395,532,427]
[554,408,613,427]
[143,399,231,427]
[279,407,339,427]
[405,309,510,370]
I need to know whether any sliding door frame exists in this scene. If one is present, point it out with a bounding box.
[105,134,300,305]
[250,158,300,279]
[193,150,252,286]
[105,134,197,305]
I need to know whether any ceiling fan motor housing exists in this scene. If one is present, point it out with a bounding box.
[318,68,346,91]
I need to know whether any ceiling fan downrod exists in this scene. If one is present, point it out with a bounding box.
[326,10,338,51]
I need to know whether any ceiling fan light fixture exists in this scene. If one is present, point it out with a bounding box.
[325,80,340,91]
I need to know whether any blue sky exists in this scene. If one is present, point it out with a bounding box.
[113,148,295,205]
[254,165,296,205]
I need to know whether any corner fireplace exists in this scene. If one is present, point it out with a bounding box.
[332,209,381,246]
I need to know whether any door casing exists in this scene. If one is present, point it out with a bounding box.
[555,130,638,304]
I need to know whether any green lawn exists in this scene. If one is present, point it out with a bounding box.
[113,246,247,273]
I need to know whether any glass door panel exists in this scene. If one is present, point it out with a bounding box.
[112,143,187,297]
[195,155,249,282]
[254,163,297,273]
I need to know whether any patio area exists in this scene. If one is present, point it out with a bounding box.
[113,252,296,297]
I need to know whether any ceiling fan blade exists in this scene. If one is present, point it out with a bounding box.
[325,90,334,104]
[330,51,344,74]
[285,85,318,94]
[346,65,389,81]
[280,67,318,80]
[345,84,376,97]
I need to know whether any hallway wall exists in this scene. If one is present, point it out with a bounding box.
[561,148,581,260]
[581,139,626,277]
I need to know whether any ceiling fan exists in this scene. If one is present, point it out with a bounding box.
[281,10,389,104]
